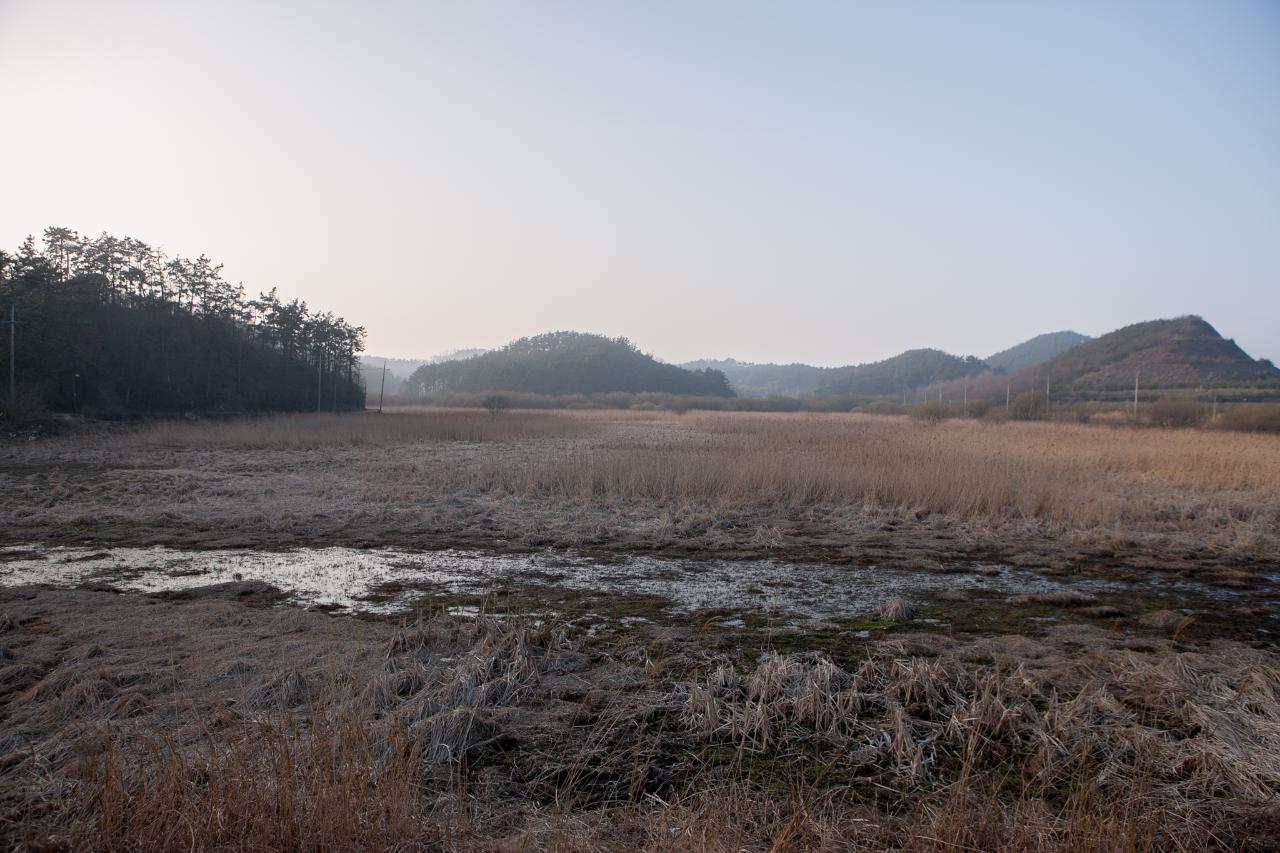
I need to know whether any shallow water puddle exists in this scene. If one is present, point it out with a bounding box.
[0,545,1131,619]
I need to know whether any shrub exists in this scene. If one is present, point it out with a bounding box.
[1146,398,1206,428]
[1009,390,1047,420]
[1216,403,1280,433]
[911,400,948,423]
[965,400,991,419]
[481,394,509,415]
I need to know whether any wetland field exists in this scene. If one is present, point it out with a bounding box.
[2,409,1279,851]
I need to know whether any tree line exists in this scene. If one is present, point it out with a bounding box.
[0,227,365,418]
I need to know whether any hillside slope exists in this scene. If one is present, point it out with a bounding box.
[1036,316,1278,390]
[408,331,734,397]
[927,316,1279,402]
[985,331,1090,373]
[818,348,987,397]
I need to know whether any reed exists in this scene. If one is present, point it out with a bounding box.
[441,412,1280,530]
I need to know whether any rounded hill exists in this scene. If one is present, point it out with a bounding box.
[407,332,734,397]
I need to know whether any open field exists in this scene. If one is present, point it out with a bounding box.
[3,409,1279,850]
[3,409,1279,573]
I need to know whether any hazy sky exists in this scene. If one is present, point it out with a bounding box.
[2,1,1277,365]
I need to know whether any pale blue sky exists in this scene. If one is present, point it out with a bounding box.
[1,1,1276,365]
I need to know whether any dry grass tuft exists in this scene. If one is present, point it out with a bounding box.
[878,597,915,621]
[1008,590,1096,607]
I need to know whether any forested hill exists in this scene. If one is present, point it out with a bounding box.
[0,227,365,418]
[817,348,987,397]
[408,332,734,397]
[984,330,1090,373]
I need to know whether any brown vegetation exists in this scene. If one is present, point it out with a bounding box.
[1217,403,1280,433]
[4,408,1279,850]
[1146,398,1208,428]
[4,410,1278,568]
[126,409,592,449]
[2,585,1277,851]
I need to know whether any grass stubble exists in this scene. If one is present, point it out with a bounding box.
[2,409,1279,850]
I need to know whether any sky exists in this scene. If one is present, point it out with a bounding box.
[1,1,1277,366]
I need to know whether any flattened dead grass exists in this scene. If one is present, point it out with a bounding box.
[3,587,1276,851]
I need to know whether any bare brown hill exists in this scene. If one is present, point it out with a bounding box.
[925,316,1279,402]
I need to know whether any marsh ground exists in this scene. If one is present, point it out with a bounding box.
[1,409,1278,850]
[3,409,1278,577]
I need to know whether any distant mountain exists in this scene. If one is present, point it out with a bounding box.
[985,331,1090,373]
[428,348,488,364]
[359,349,490,396]
[357,356,427,397]
[358,362,405,397]
[680,359,832,397]
[361,355,426,376]
[927,316,1280,401]
[817,348,988,397]
[686,348,996,398]
[1033,316,1278,390]
[408,331,734,397]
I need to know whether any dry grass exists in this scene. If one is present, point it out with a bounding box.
[4,587,1276,851]
[448,411,1280,530]
[124,409,597,449]
[74,717,428,850]
[1216,403,1280,433]
[5,408,1278,561]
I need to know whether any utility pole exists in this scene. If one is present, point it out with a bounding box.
[316,350,323,414]
[7,304,14,411]
[1006,381,1010,411]
[377,360,387,414]
[963,384,968,416]
[1133,371,1139,418]
[1045,377,1050,417]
